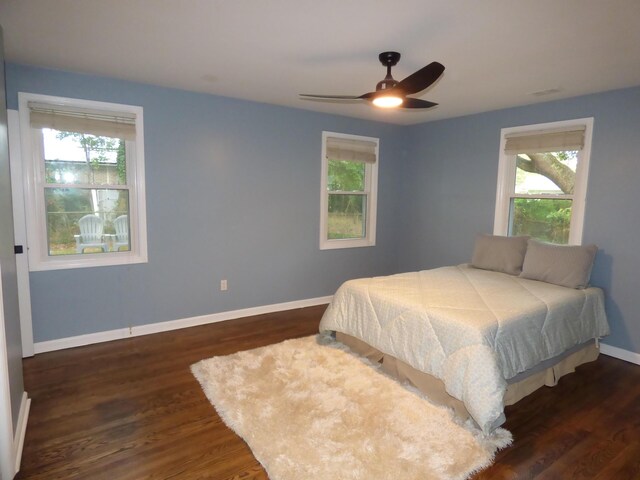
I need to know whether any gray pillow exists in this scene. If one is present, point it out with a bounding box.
[471,234,530,275]
[520,239,597,289]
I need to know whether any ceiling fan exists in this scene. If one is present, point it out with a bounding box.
[300,52,445,109]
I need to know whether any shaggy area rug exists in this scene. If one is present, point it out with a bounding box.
[191,335,511,480]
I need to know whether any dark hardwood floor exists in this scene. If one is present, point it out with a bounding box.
[16,305,640,479]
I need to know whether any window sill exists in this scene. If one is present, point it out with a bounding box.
[28,251,148,271]
[319,238,376,250]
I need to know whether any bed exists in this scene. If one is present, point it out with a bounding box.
[319,236,610,433]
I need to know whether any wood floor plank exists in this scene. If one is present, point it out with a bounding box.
[15,305,640,479]
[593,441,640,480]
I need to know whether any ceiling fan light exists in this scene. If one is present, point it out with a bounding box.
[372,95,404,108]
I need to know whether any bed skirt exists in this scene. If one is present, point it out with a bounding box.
[336,332,599,425]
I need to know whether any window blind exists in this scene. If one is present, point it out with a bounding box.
[326,136,377,164]
[504,126,586,155]
[28,101,137,141]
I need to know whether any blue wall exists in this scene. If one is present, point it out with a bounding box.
[6,64,406,342]
[5,64,640,356]
[399,87,640,354]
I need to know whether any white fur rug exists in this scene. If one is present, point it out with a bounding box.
[191,335,511,480]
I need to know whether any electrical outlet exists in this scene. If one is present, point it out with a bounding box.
[220,279,228,291]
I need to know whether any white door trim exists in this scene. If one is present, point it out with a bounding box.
[0,264,17,479]
[0,265,30,479]
[8,109,34,357]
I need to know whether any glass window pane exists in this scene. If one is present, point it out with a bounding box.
[327,160,365,192]
[45,188,130,256]
[514,151,577,195]
[328,193,366,239]
[43,128,127,186]
[509,198,572,244]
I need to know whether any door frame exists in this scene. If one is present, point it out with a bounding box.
[0,262,15,479]
[0,263,30,479]
[7,110,34,358]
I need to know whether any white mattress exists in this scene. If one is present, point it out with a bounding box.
[319,264,609,432]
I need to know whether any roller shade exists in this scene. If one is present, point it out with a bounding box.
[28,101,137,141]
[326,136,377,164]
[504,126,586,155]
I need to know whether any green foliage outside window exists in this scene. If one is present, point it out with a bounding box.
[327,160,366,239]
[511,198,572,244]
[327,159,364,191]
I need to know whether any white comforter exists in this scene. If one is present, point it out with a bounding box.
[319,264,609,432]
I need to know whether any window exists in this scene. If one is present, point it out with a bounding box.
[18,93,147,270]
[320,132,379,249]
[494,118,593,245]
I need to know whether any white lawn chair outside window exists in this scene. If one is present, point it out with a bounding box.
[113,215,129,251]
[74,214,108,254]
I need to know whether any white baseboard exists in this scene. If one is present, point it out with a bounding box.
[34,295,332,354]
[600,343,640,365]
[14,392,30,475]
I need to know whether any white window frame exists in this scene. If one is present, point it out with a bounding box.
[319,131,379,250]
[18,92,148,271]
[493,118,594,245]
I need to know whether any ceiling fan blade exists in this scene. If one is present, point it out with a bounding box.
[299,94,361,100]
[401,98,438,109]
[358,91,378,100]
[396,62,445,95]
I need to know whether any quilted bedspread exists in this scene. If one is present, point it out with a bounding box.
[319,264,609,432]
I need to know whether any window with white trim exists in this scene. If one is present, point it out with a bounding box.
[320,132,378,249]
[494,118,593,245]
[18,93,147,270]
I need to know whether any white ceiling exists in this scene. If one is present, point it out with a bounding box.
[1,0,639,125]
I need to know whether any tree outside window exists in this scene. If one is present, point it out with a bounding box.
[510,150,577,244]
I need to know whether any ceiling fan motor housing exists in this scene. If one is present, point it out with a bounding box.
[376,78,398,91]
[376,51,401,91]
[379,51,401,67]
